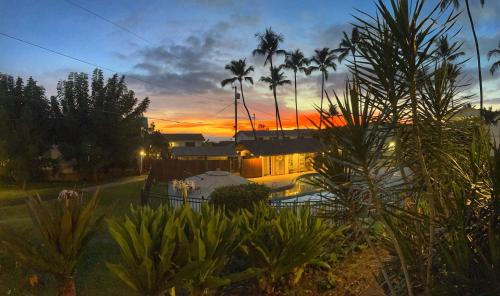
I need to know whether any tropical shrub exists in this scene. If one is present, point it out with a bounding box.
[313,0,500,294]
[107,204,257,296]
[240,202,336,293]
[209,183,270,213]
[0,191,101,296]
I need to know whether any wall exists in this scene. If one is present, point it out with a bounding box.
[241,157,263,178]
[151,159,234,181]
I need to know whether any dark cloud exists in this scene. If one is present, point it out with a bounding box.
[314,23,352,48]
[127,22,232,95]
[459,32,500,58]
[126,12,261,97]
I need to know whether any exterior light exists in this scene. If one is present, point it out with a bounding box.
[140,150,146,156]
[388,141,396,148]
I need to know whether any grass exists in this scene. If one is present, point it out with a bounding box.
[0,176,142,206]
[0,180,145,295]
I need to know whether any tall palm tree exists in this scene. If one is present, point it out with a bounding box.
[253,28,287,133]
[440,0,485,112]
[221,59,257,140]
[334,27,360,71]
[308,48,337,128]
[488,42,500,75]
[260,65,291,138]
[283,49,310,131]
[252,27,287,69]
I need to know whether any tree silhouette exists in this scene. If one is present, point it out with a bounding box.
[260,66,291,138]
[488,42,500,75]
[308,48,337,129]
[283,49,310,132]
[334,27,360,73]
[253,28,288,135]
[435,35,465,62]
[253,27,287,69]
[440,0,485,112]
[221,59,257,140]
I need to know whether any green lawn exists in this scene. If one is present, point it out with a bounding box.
[0,176,142,206]
[0,180,146,295]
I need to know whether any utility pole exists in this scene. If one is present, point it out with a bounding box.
[234,86,239,146]
[252,113,256,129]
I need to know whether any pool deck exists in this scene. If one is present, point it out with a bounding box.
[248,171,316,190]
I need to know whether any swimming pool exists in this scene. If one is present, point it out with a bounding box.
[270,173,324,199]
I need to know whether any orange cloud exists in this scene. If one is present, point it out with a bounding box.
[149,111,325,137]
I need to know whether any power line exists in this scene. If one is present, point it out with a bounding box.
[63,0,154,45]
[93,109,206,125]
[0,31,169,91]
[249,105,275,118]
[212,101,235,118]
[0,32,265,127]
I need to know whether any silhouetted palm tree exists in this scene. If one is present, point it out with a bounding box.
[488,43,500,75]
[334,28,360,72]
[252,27,287,69]
[283,49,310,131]
[440,0,485,112]
[221,59,257,140]
[435,35,465,62]
[435,35,465,82]
[260,66,291,138]
[308,48,337,128]
[253,28,287,135]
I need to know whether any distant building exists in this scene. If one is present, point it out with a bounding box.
[171,145,237,161]
[235,129,317,142]
[163,133,205,147]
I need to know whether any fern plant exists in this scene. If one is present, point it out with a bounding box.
[0,191,101,296]
[240,202,335,293]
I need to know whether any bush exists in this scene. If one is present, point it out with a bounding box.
[209,183,270,212]
[107,204,258,296]
[0,191,101,296]
[240,202,339,293]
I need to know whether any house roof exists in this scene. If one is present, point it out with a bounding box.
[171,145,237,157]
[163,133,205,142]
[238,138,321,156]
[236,129,317,138]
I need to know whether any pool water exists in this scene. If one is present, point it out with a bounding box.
[270,173,323,199]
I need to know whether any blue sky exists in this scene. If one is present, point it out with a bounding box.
[1,0,499,138]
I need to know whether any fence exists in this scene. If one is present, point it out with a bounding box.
[146,192,207,212]
[269,198,348,225]
[150,159,235,182]
[143,189,349,224]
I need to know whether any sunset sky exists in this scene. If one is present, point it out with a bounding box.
[1,0,500,140]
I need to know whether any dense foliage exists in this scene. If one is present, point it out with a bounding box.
[208,183,270,212]
[107,204,256,296]
[0,69,150,183]
[240,202,336,293]
[312,0,500,295]
[107,203,334,295]
[0,75,52,183]
[51,69,150,180]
